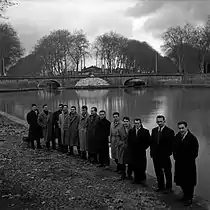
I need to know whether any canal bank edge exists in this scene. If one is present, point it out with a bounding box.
[2,83,210,93]
[0,111,209,209]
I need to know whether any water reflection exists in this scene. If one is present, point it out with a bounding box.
[75,90,109,98]
[124,88,147,96]
[37,89,62,100]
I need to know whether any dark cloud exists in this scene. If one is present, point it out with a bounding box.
[126,0,210,37]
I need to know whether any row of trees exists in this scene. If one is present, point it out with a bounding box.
[161,16,210,73]
[2,0,210,75]
[33,29,90,75]
[0,0,24,75]
[1,21,161,76]
[0,23,24,75]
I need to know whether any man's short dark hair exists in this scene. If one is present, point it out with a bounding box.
[71,106,76,110]
[59,104,64,108]
[82,105,88,110]
[42,104,47,108]
[134,118,141,123]
[91,107,97,112]
[63,105,68,108]
[99,110,106,114]
[31,104,37,107]
[178,121,187,127]
[113,112,119,116]
[123,116,130,121]
[156,115,165,121]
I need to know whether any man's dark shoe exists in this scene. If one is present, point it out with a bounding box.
[163,188,173,194]
[126,175,133,180]
[154,187,165,192]
[131,180,140,184]
[140,181,148,187]
[184,199,193,206]
[97,164,104,168]
[178,196,186,202]
[118,175,126,181]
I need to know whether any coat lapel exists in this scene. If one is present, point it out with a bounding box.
[69,113,77,124]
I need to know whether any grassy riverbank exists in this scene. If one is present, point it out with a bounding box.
[0,114,209,209]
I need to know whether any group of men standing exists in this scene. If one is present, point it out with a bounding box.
[26,103,199,207]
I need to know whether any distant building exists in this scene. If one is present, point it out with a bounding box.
[81,66,102,75]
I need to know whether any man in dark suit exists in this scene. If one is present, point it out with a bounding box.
[150,115,175,194]
[173,121,199,206]
[96,110,111,168]
[52,104,63,151]
[127,118,150,185]
[26,104,42,149]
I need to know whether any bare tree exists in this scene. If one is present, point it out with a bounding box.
[93,31,128,73]
[69,29,90,72]
[161,26,188,73]
[0,23,24,75]
[33,29,90,75]
[0,0,16,18]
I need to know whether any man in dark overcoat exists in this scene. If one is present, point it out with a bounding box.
[173,121,199,206]
[86,107,100,164]
[127,118,150,184]
[37,104,54,150]
[96,110,111,168]
[26,104,42,149]
[52,104,63,151]
[68,106,80,156]
[150,115,175,194]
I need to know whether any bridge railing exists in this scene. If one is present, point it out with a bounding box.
[0,72,186,80]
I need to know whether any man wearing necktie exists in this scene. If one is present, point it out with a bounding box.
[150,115,175,194]
[173,121,199,206]
[127,118,150,185]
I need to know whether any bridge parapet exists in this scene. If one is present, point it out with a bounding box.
[1,73,210,89]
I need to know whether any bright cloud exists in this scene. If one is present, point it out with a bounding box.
[4,0,210,60]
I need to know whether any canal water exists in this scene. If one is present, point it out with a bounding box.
[0,87,210,201]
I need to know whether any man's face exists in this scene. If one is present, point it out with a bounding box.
[99,112,105,119]
[134,120,141,129]
[71,107,76,114]
[63,106,68,113]
[32,105,37,111]
[123,119,129,127]
[113,114,119,122]
[43,105,48,111]
[156,117,165,127]
[59,105,63,111]
[178,124,187,135]
[81,108,87,115]
[91,108,96,115]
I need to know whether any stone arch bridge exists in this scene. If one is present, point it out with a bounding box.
[0,74,186,89]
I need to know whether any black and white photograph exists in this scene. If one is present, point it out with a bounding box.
[0,0,209,209]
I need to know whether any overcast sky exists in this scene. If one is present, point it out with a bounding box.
[5,0,210,58]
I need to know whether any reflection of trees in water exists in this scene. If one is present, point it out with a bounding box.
[0,99,29,120]
[75,90,109,98]
[144,96,169,130]
[14,104,29,120]
[37,90,61,100]
[64,90,125,119]
[124,88,147,96]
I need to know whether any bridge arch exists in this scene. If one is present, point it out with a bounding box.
[124,78,146,87]
[38,80,61,88]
